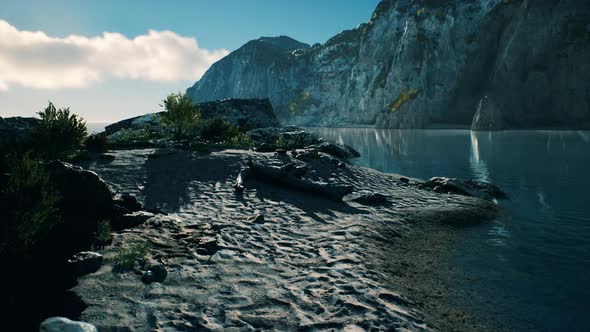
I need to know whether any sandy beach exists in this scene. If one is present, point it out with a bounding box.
[73,148,500,331]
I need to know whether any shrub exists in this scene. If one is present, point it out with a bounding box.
[201,118,239,141]
[31,102,87,158]
[161,92,200,139]
[1,153,62,255]
[115,241,150,270]
[85,132,109,152]
[95,220,112,244]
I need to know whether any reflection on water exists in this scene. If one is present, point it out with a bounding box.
[310,127,590,332]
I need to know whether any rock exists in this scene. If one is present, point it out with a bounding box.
[424,177,508,201]
[306,141,360,159]
[141,264,167,284]
[68,251,103,277]
[351,192,389,205]
[196,237,219,255]
[399,177,410,184]
[113,193,142,214]
[69,150,92,163]
[275,149,287,156]
[471,96,504,131]
[45,161,113,252]
[39,317,98,332]
[248,213,265,224]
[0,116,40,144]
[99,154,115,161]
[112,211,154,230]
[241,160,353,201]
[105,112,165,135]
[246,126,320,148]
[198,98,280,129]
[186,1,590,130]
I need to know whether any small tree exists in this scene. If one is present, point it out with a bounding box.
[31,102,87,158]
[161,92,200,139]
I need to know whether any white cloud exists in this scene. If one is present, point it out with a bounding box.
[0,20,228,90]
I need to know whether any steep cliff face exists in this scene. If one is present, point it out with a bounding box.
[187,0,590,130]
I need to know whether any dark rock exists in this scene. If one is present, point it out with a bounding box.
[306,142,360,159]
[275,149,287,156]
[113,193,142,214]
[141,264,167,284]
[40,317,98,332]
[247,213,265,224]
[69,150,93,163]
[45,161,113,252]
[351,192,389,205]
[196,237,219,255]
[424,177,508,201]
[198,98,280,129]
[0,116,40,144]
[399,177,410,184]
[112,211,154,230]
[68,251,103,278]
[99,154,115,161]
[246,126,320,148]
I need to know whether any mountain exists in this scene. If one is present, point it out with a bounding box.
[187,0,590,130]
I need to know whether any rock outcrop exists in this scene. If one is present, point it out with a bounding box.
[187,0,590,130]
[105,98,279,136]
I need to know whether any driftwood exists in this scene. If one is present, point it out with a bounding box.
[236,161,352,202]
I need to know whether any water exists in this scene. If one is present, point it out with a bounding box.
[310,128,590,332]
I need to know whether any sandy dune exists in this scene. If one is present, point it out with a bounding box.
[73,148,499,331]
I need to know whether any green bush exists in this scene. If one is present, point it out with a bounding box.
[85,132,109,152]
[201,118,239,142]
[115,241,150,270]
[1,153,62,255]
[161,92,200,138]
[31,102,87,158]
[95,220,112,244]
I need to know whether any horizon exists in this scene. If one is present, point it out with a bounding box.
[0,0,379,123]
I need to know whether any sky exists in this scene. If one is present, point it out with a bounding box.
[0,0,379,123]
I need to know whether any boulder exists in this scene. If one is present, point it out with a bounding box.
[112,211,154,230]
[113,193,142,214]
[45,161,114,251]
[68,251,103,277]
[141,264,168,284]
[423,177,508,201]
[306,141,360,159]
[246,126,320,148]
[196,236,220,255]
[39,317,98,332]
[247,213,265,224]
[105,112,165,135]
[198,98,280,129]
[0,116,40,143]
[351,192,389,205]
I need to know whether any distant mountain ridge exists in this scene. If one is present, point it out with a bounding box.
[187,0,590,130]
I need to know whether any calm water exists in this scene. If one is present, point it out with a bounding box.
[311,128,590,332]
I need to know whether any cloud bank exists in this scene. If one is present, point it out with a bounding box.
[0,20,229,90]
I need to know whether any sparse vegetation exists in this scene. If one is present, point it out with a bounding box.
[389,88,422,112]
[115,241,150,270]
[95,220,112,245]
[1,152,62,255]
[30,102,87,158]
[161,92,200,139]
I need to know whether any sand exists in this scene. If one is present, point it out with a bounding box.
[73,148,500,331]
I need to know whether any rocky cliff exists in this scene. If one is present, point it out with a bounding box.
[187,0,590,130]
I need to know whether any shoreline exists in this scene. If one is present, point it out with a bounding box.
[71,147,501,330]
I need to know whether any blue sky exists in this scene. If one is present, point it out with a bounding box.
[0,0,379,122]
